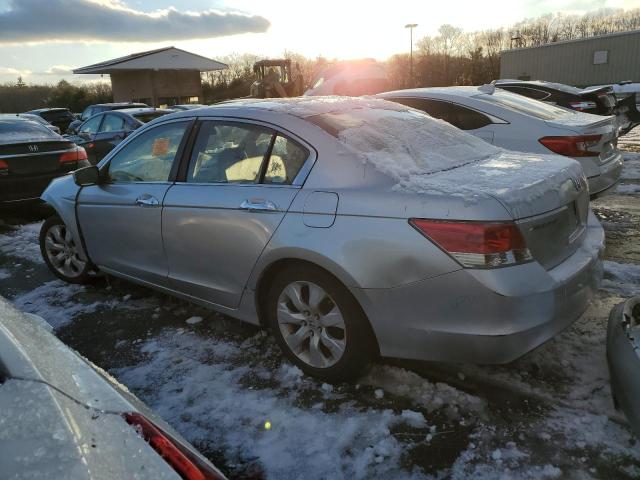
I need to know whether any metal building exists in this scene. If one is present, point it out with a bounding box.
[74,47,227,107]
[500,29,640,87]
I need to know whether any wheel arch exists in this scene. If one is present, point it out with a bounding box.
[253,254,381,357]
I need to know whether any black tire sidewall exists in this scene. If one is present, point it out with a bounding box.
[39,216,92,284]
[266,265,374,383]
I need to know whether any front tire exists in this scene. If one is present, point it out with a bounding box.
[266,265,375,382]
[40,216,92,284]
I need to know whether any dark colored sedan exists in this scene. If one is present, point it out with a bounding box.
[0,118,88,206]
[493,80,640,134]
[67,102,149,134]
[25,107,76,133]
[67,108,173,164]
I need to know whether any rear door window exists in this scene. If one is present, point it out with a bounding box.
[264,135,309,184]
[389,97,492,130]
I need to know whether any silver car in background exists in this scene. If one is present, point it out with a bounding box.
[0,297,226,479]
[378,86,623,197]
[40,97,604,381]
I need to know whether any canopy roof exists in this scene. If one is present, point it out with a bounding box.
[74,47,227,74]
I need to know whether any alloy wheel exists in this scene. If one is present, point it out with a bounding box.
[277,281,347,368]
[44,224,86,279]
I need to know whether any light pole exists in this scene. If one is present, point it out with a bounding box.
[405,23,417,86]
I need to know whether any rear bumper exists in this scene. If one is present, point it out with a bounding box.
[606,297,640,437]
[357,211,605,364]
[588,154,623,197]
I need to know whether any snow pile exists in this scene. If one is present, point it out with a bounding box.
[363,365,486,419]
[621,152,640,180]
[116,330,430,480]
[13,280,151,329]
[0,222,42,263]
[602,261,640,297]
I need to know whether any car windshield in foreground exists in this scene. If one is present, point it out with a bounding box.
[307,107,498,175]
[478,90,575,120]
[133,112,172,123]
[0,120,58,142]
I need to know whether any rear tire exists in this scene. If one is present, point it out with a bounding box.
[40,216,92,284]
[266,265,375,382]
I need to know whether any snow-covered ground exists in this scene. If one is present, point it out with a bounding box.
[1,133,640,479]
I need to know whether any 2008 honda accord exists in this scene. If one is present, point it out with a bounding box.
[39,97,605,381]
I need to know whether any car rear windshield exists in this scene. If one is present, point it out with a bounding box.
[40,109,73,121]
[0,120,58,142]
[477,90,574,120]
[133,112,171,123]
[307,107,498,175]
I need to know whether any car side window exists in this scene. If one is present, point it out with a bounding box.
[187,121,273,184]
[80,115,102,134]
[390,98,492,130]
[264,135,309,184]
[501,86,550,101]
[100,114,125,133]
[107,121,189,183]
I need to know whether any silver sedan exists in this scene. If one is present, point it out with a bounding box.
[40,97,604,381]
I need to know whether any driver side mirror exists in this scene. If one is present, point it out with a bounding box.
[73,165,100,186]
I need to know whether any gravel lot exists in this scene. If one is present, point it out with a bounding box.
[1,132,640,479]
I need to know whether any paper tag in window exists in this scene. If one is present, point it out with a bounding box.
[152,138,170,157]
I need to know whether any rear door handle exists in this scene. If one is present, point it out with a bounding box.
[135,194,159,207]
[240,199,278,212]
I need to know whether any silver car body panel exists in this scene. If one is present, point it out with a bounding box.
[607,296,640,438]
[0,297,225,479]
[41,98,605,364]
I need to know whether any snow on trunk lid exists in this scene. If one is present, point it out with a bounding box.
[307,103,589,269]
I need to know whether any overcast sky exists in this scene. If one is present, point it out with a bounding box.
[0,0,638,84]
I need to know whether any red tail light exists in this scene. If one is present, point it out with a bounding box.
[409,219,532,268]
[123,412,226,480]
[539,135,601,157]
[0,159,8,175]
[59,147,88,164]
[569,100,597,111]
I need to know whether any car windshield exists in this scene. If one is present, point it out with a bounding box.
[477,90,575,120]
[133,112,171,123]
[307,107,498,175]
[0,120,57,142]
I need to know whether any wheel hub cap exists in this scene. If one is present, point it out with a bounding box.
[44,224,86,278]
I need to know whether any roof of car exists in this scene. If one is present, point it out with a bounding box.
[378,86,483,98]
[92,102,148,108]
[26,108,71,113]
[102,107,173,116]
[191,96,408,120]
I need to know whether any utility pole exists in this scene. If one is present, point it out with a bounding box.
[405,23,418,87]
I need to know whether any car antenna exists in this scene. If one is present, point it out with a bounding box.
[478,84,496,95]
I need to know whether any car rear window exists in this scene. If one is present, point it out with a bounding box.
[40,110,73,121]
[476,90,573,120]
[307,107,498,175]
[133,112,171,123]
[0,120,58,141]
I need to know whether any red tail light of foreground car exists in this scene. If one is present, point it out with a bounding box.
[123,412,226,480]
[409,219,532,268]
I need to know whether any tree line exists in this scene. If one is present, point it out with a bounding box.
[1,7,639,111]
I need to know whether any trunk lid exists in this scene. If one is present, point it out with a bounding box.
[544,113,619,165]
[416,151,589,269]
[0,141,75,175]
